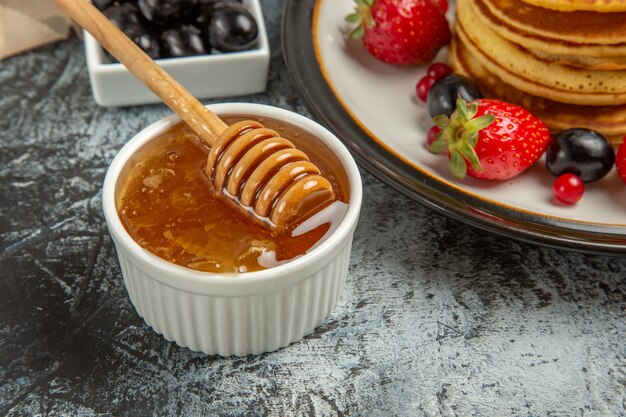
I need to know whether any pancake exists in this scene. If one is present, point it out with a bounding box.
[450,34,626,146]
[456,25,626,105]
[518,0,626,13]
[528,49,626,71]
[481,0,626,45]
[469,0,626,70]
[456,0,626,105]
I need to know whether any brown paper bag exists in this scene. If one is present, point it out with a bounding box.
[0,0,72,60]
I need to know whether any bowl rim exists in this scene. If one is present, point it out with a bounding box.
[102,102,362,295]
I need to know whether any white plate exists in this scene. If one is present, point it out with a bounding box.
[282,0,626,255]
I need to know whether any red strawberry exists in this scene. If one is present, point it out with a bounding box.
[346,0,451,66]
[433,0,449,12]
[428,97,551,180]
[616,137,626,184]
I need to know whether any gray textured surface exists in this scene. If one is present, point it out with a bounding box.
[1,0,625,415]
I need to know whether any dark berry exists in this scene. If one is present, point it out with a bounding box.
[195,0,221,26]
[161,25,210,58]
[195,0,242,27]
[131,31,161,59]
[427,74,482,118]
[553,173,584,205]
[103,3,144,33]
[138,0,192,24]
[103,4,163,59]
[93,0,115,10]
[101,0,253,60]
[416,75,436,102]
[426,63,453,81]
[209,3,258,52]
[546,128,615,183]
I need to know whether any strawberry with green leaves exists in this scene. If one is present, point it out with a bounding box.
[429,97,551,180]
[346,0,450,66]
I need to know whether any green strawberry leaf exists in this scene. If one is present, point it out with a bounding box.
[456,97,469,119]
[433,114,449,129]
[449,150,467,179]
[349,25,365,39]
[346,0,375,38]
[457,140,483,171]
[464,114,495,133]
[467,131,478,147]
[345,13,361,23]
[467,101,478,119]
[428,138,447,154]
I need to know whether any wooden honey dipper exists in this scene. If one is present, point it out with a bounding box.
[54,0,336,233]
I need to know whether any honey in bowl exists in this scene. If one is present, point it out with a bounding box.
[116,115,350,274]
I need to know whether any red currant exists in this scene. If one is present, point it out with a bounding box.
[426,125,441,148]
[427,62,453,81]
[416,75,436,102]
[616,137,626,184]
[553,173,584,205]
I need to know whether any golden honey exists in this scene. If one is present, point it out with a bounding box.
[116,115,349,274]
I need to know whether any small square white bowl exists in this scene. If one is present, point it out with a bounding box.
[83,0,270,106]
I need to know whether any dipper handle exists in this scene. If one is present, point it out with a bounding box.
[54,0,227,145]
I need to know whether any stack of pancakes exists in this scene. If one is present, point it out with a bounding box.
[450,0,626,146]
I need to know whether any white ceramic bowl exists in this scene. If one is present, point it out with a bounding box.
[84,0,270,106]
[102,103,362,356]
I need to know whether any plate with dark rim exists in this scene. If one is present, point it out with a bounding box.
[282,0,626,256]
